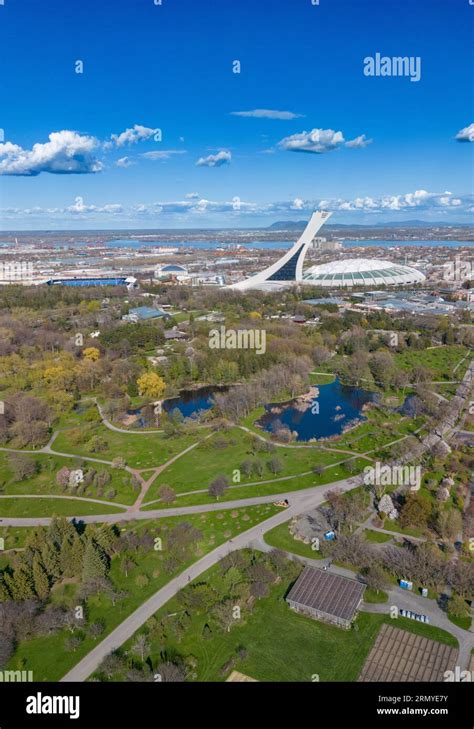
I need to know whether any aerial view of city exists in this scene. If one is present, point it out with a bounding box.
[0,0,472,725]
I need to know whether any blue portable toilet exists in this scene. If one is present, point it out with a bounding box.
[324,530,336,541]
[400,579,413,591]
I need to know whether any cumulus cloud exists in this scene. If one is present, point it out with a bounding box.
[0,131,102,176]
[110,124,160,147]
[455,123,474,142]
[3,190,471,223]
[196,150,231,167]
[231,109,303,120]
[345,134,373,149]
[278,128,346,154]
[142,150,186,160]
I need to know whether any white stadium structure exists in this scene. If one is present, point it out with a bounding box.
[230,210,425,291]
[302,258,425,288]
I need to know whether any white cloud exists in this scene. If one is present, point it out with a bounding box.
[116,156,134,168]
[0,131,102,176]
[111,124,160,147]
[455,123,474,142]
[278,128,346,154]
[345,134,373,149]
[142,150,186,160]
[196,150,231,167]
[3,190,471,223]
[231,109,303,120]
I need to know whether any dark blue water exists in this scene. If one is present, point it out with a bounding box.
[257,378,378,441]
[163,385,228,419]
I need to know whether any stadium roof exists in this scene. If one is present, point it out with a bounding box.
[302,258,425,288]
[286,566,365,622]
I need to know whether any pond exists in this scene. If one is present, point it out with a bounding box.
[162,385,228,419]
[256,378,379,442]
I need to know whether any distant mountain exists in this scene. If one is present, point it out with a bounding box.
[267,219,473,230]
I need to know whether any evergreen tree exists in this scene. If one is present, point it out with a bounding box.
[81,540,108,584]
[10,565,35,600]
[70,535,85,577]
[33,557,50,600]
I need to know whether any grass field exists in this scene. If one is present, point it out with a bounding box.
[264,521,324,559]
[0,497,123,518]
[52,424,200,470]
[0,452,137,505]
[142,459,368,509]
[5,505,278,681]
[363,529,393,544]
[145,426,364,500]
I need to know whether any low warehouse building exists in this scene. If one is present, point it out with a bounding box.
[286,566,365,629]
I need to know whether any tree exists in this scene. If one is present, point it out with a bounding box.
[132,633,150,662]
[120,557,135,577]
[82,347,100,362]
[448,594,471,619]
[137,372,166,399]
[33,557,50,600]
[399,493,431,529]
[267,456,283,474]
[81,540,108,584]
[157,485,176,504]
[56,466,71,488]
[208,475,229,501]
[154,661,186,682]
[361,564,387,594]
[8,453,37,481]
[436,509,463,542]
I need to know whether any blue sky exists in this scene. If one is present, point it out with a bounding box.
[0,0,473,229]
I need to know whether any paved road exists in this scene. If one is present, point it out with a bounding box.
[0,477,358,527]
[61,477,356,682]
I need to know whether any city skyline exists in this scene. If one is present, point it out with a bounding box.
[0,0,473,229]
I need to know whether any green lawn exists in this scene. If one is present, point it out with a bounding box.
[6,504,278,681]
[0,498,123,518]
[52,424,200,470]
[364,588,388,603]
[142,460,368,509]
[264,521,324,559]
[0,452,136,505]
[363,529,393,544]
[146,426,362,500]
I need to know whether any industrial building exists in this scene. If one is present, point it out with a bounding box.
[45,276,137,288]
[286,566,365,629]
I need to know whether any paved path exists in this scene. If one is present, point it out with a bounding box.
[60,477,356,682]
[0,477,358,527]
